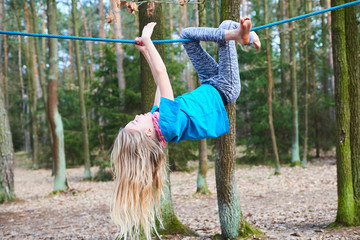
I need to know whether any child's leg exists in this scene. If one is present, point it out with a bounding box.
[180,28,222,82]
[216,20,241,105]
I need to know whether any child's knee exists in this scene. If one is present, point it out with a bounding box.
[180,28,190,39]
[219,20,231,29]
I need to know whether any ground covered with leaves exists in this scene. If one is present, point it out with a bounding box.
[1,155,359,240]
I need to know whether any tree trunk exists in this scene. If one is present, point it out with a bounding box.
[111,0,125,98]
[25,0,39,169]
[72,0,91,179]
[302,0,311,168]
[0,0,2,102]
[331,0,355,225]
[288,0,300,165]
[2,11,8,112]
[0,85,15,203]
[47,0,67,191]
[139,2,193,236]
[265,0,280,174]
[98,0,105,68]
[80,5,94,80]
[11,1,31,155]
[345,0,360,225]
[216,1,261,238]
[195,0,211,195]
[278,0,287,100]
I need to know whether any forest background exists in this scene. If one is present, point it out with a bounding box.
[0,0,360,238]
[3,0,356,175]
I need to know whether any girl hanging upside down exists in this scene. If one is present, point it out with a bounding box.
[111,17,261,240]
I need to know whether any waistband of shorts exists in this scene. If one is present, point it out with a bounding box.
[207,84,228,106]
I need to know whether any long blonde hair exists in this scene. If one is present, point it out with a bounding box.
[110,128,167,240]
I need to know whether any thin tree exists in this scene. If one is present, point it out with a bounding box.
[345,0,360,224]
[331,0,355,226]
[0,0,3,101]
[47,0,67,191]
[277,0,287,100]
[215,1,262,238]
[0,84,15,203]
[111,0,126,98]
[302,0,311,167]
[138,2,195,236]
[72,0,91,179]
[25,0,39,169]
[80,4,94,80]
[264,0,280,174]
[288,0,300,165]
[195,0,211,195]
[11,0,31,155]
[2,0,8,111]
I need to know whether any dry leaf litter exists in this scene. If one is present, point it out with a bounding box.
[1,155,360,240]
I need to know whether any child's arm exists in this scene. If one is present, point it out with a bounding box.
[135,37,161,106]
[141,22,174,101]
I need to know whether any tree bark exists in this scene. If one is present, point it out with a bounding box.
[331,0,355,226]
[288,0,300,165]
[216,1,261,238]
[345,0,360,224]
[72,0,91,179]
[0,84,15,203]
[47,0,67,191]
[265,0,280,174]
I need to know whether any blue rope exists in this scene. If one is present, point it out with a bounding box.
[0,0,359,44]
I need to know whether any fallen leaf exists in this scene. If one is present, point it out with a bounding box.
[147,2,155,16]
[178,0,186,6]
[105,12,114,23]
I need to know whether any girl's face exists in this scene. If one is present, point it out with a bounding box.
[124,112,155,138]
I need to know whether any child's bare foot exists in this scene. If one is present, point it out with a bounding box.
[251,31,261,49]
[237,17,252,45]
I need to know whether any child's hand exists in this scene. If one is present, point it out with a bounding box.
[135,37,147,54]
[141,22,157,40]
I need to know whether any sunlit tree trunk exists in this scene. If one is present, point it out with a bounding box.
[331,0,355,226]
[0,85,15,203]
[265,0,280,174]
[47,0,67,191]
[72,0,91,179]
[302,0,311,168]
[111,0,125,98]
[216,1,262,238]
[288,0,300,165]
[345,0,360,225]
[25,0,39,169]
